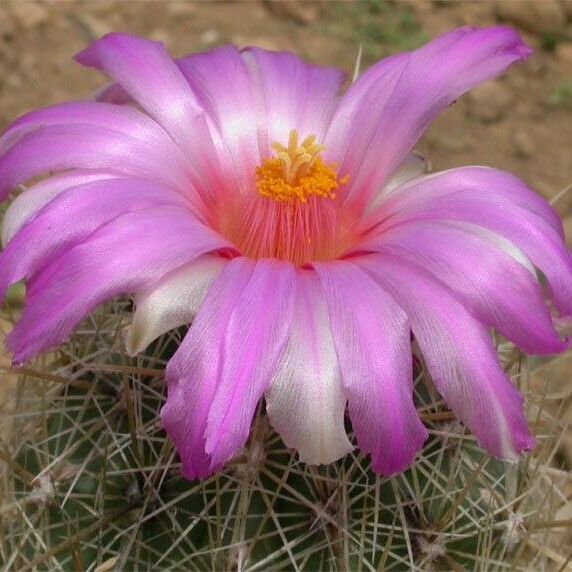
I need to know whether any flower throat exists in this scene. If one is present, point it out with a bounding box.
[220,130,353,266]
[255,130,348,203]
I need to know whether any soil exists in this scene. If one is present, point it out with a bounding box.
[0,0,571,456]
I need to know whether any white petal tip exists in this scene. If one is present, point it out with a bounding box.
[1,229,10,248]
[297,442,354,466]
[124,324,147,357]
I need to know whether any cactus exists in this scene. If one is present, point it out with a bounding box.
[1,300,570,571]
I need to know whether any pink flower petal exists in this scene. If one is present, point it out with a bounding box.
[368,167,572,315]
[0,101,179,155]
[204,261,295,469]
[362,254,535,460]
[75,33,208,152]
[375,167,563,238]
[163,260,254,479]
[316,262,427,473]
[323,52,407,193]
[368,152,427,212]
[366,220,566,354]
[382,152,427,195]
[265,270,353,465]
[126,255,226,356]
[7,207,229,363]
[75,33,227,204]
[1,171,118,246]
[242,47,345,145]
[94,82,133,105]
[0,125,191,201]
[162,258,295,479]
[178,46,263,191]
[328,27,531,208]
[0,178,185,302]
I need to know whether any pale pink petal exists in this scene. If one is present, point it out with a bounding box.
[323,52,407,183]
[367,167,572,315]
[94,82,132,105]
[178,46,262,190]
[75,33,209,152]
[1,171,118,246]
[328,52,406,136]
[327,27,531,207]
[162,258,295,479]
[7,207,229,363]
[0,125,191,201]
[126,255,226,356]
[366,220,565,355]
[373,167,563,237]
[162,260,254,478]
[0,101,180,154]
[315,262,427,473]
[265,270,353,465]
[242,47,345,145]
[75,33,227,204]
[204,261,295,469]
[0,178,185,302]
[362,254,535,460]
[368,152,427,212]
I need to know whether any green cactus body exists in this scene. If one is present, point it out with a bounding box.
[0,305,569,571]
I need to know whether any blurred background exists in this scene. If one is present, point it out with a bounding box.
[0,0,571,461]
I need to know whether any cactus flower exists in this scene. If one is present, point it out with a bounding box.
[1,27,570,480]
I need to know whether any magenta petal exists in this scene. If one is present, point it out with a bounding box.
[94,82,133,105]
[377,152,427,202]
[204,261,295,469]
[366,220,566,355]
[7,207,229,363]
[323,52,407,198]
[370,168,572,316]
[328,27,531,206]
[264,270,353,465]
[0,101,179,154]
[178,46,262,189]
[162,260,254,479]
[242,47,345,145]
[162,258,295,479]
[0,125,190,200]
[316,262,428,474]
[374,167,564,238]
[75,33,207,151]
[75,33,228,200]
[362,254,535,460]
[0,178,184,301]
[1,171,118,245]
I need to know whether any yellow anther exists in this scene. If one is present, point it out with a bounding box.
[256,129,348,203]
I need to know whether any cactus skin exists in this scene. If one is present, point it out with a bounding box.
[0,304,568,571]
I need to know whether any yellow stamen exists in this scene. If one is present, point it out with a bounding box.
[256,129,349,203]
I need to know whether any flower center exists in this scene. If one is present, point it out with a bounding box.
[217,130,355,266]
[255,130,347,203]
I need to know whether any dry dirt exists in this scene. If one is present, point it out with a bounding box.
[0,0,571,458]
